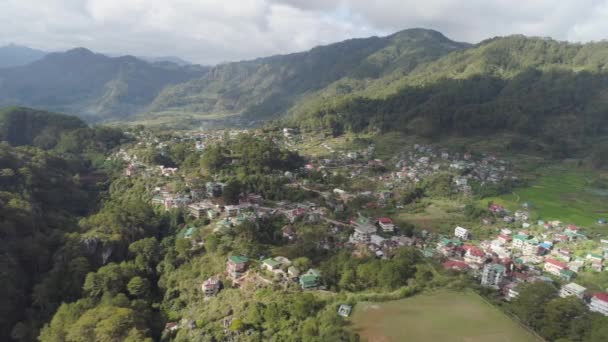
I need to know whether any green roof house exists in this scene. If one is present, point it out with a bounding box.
[227,256,249,279]
[299,269,321,290]
[560,269,576,281]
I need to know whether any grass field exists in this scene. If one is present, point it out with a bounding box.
[483,165,608,228]
[351,290,542,342]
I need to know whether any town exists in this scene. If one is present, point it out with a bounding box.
[115,126,608,337]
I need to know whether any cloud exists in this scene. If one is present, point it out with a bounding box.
[0,0,607,64]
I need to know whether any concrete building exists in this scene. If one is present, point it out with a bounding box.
[202,277,221,297]
[589,293,608,316]
[378,217,395,233]
[481,263,505,288]
[227,255,248,279]
[454,226,470,240]
[544,258,568,276]
[559,283,586,299]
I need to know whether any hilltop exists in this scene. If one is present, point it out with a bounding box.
[0,48,207,121]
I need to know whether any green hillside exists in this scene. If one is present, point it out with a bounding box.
[0,49,207,121]
[146,29,468,119]
[0,107,86,146]
[289,36,608,158]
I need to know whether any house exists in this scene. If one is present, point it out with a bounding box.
[224,205,240,217]
[227,256,249,279]
[338,304,353,318]
[505,283,520,301]
[370,234,385,246]
[569,260,585,273]
[377,217,395,233]
[454,226,470,240]
[559,269,576,282]
[351,216,377,243]
[262,258,282,272]
[544,258,568,276]
[587,253,604,264]
[443,260,469,272]
[498,234,512,244]
[391,236,414,247]
[287,266,300,280]
[464,246,486,266]
[559,283,586,299]
[286,207,307,223]
[165,322,179,332]
[202,277,222,297]
[554,248,573,262]
[590,261,604,272]
[282,225,296,241]
[589,293,608,316]
[512,234,529,249]
[437,238,462,257]
[481,263,506,288]
[299,269,321,289]
[262,256,291,273]
[183,227,197,239]
[188,201,216,219]
[522,239,540,256]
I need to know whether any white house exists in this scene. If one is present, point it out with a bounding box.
[454,226,470,240]
[589,293,608,316]
[378,217,395,232]
[559,283,586,299]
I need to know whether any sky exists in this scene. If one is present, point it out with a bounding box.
[1,0,608,65]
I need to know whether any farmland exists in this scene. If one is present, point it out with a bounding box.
[484,165,608,228]
[351,290,541,342]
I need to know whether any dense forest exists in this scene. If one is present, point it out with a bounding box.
[293,68,608,158]
[0,107,129,340]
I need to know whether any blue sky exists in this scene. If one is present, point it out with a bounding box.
[1,0,607,64]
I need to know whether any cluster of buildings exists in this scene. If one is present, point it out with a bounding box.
[348,214,415,258]
[435,214,608,316]
[220,255,322,290]
[389,144,516,194]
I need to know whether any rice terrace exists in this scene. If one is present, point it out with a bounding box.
[351,290,542,342]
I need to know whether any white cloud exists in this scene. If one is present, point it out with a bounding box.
[0,0,607,64]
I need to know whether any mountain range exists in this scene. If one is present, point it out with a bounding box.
[2,28,608,141]
[0,48,208,121]
[0,44,46,68]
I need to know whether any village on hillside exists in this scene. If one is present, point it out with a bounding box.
[116,127,608,334]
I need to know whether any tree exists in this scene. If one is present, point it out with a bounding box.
[540,296,588,340]
[511,282,558,329]
[222,179,242,205]
[128,238,160,272]
[127,277,151,298]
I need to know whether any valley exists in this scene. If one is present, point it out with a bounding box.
[2,24,608,342]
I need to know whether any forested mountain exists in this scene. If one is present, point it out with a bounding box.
[147,28,468,119]
[0,44,46,68]
[0,49,207,121]
[3,30,608,154]
[0,107,133,341]
[290,35,608,157]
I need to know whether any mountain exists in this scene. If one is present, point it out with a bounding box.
[292,35,608,157]
[141,55,192,66]
[0,48,208,121]
[0,106,86,146]
[0,44,46,68]
[146,29,469,119]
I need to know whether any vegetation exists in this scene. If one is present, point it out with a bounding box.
[352,290,541,342]
[0,49,206,121]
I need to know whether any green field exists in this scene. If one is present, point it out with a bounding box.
[484,165,608,228]
[351,290,542,342]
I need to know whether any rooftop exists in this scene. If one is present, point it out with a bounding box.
[228,255,249,264]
